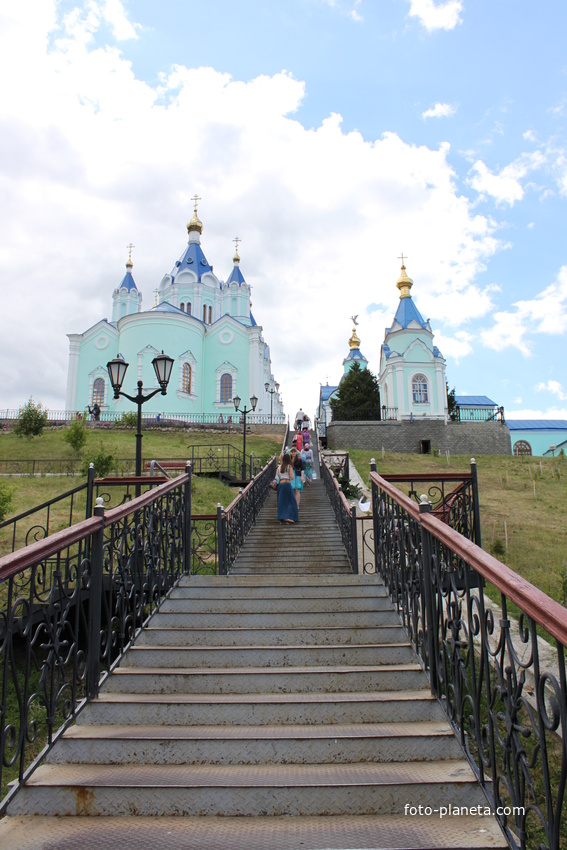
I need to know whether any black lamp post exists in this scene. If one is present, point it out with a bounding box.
[264,381,280,425]
[233,393,258,481]
[107,351,174,494]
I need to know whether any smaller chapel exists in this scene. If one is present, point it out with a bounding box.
[317,261,447,431]
[66,206,283,421]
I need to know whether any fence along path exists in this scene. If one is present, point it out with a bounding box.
[0,447,507,849]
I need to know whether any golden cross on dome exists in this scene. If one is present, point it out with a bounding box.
[126,243,135,264]
[233,236,241,252]
[398,252,407,267]
[191,194,201,213]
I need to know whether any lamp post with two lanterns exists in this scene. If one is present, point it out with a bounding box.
[264,381,279,425]
[106,351,174,494]
[233,393,258,481]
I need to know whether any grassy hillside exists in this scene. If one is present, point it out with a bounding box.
[349,449,567,607]
[0,425,285,555]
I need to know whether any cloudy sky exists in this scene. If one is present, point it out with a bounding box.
[1,0,566,421]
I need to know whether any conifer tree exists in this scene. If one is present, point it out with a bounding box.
[330,362,381,420]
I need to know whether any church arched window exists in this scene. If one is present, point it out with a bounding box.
[182,363,192,395]
[92,378,105,407]
[180,302,185,312]
[412,374,429,404]
[220,373,232,403]
[203,305,207,323]
[513,440,532,456]
[187,302,191,315]
[208,305,212,324]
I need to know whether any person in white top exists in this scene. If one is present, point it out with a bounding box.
[295,408,305,429]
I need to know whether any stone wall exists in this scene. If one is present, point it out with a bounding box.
[326,419,512,455]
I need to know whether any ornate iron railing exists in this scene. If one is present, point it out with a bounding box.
[320,456,358,574]
[218,456,278,574]
[0,410,286,427]
[379,460,481,544]
[0,468,191,813]
[371,470,567,850]
[330,406,398,422]
[0,468,170,557]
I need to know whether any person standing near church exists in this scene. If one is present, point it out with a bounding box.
[295,408,305,430]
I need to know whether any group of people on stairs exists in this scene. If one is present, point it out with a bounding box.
[275,418,314,525]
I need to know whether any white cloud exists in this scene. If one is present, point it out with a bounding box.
[407,0,463,32]
[506,407,567,421]
[469,161,524,206]
[422,102,456,120]
[0,0,505,418]
[480,265,567,355]
[536,380,567,401]
[431,329,474,362]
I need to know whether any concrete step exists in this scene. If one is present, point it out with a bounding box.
[9,760,487,817]
[172,583,388,599]
[179,574,379,586]
[146,610,402,628]
[158,596,395,614]
[104,664,427,695]
[122,643,416,669]
[77,689,446,727]
[50,721,463,766]
[135,624,406,646]
[0,813,510,850]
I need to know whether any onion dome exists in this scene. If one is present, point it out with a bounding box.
[396,263,413,299]
[187,208,203,235]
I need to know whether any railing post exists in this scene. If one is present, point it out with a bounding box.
[87,498,105,701]
[351,503,358,574]
[370,458,376,473]
[419,496,438,697]
[183,462,192,576]
[85,462,95,520]
[217,503,226,575]
[470,457,482,547]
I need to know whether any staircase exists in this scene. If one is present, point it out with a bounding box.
[1,570,507,849]
[231,478,352,574]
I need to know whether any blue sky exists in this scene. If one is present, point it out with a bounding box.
[1,0,566,419]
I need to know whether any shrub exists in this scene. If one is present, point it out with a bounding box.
[490,538,506,558]
[0,479,13,522]
[115,411,137,428]
[82,442,115,477]
[13,397,48,439]
[62,417,87,453]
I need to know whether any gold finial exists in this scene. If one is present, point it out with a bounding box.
[187,194,203,234]
[348,326,361,350]
[126,243,135,268]
[396,253,413,298]
[233,236,241,263]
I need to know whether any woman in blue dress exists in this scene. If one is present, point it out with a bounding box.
[276,453,299,524]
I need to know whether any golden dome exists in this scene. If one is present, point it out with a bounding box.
[348,327,361,350]
[233,247,240,264]
[187,209,203,234]
[396,263,413,298]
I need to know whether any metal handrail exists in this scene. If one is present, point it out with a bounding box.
[370,469,567,850]
[320,455,358,573]
[0,469,192,812]
[218,455,278,574]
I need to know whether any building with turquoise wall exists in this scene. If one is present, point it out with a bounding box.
[378,262,447,421]
[66,208,283,421]
[507,421,567,457]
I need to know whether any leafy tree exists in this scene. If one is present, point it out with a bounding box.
[62,417,87,453]
[13,397,48,438]
[0,480,13,522]
[82,443,115,477]
[330,362,381,420]
[446,383,458,422]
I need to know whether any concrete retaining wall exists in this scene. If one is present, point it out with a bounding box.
[326,420,512,455]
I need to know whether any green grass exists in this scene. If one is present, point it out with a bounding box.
[0,426,284,557]
[348,449,567,607]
